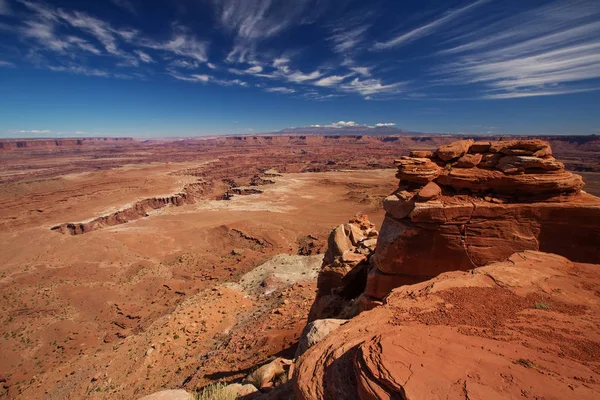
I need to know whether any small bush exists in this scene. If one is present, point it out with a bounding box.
[515,358,534,368]
[534,301,550,310]
[194,382,237,400]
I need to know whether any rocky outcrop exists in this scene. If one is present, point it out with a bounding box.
[295,319,347,358]
[245,358,292,390]
[308,214,378,321]
[369,139,600,303]
[51,194,190,235]
[294,251,600,399]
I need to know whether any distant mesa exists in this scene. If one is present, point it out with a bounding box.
[0,137,134,151]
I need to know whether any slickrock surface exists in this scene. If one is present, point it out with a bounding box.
[371,139,600,302]
[294,251,600,400]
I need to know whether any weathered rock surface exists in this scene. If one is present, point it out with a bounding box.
[294,251,600,400]
[436,139,474,161]
[309,214,378,321]
[295,319,347,358]
[394,157,441,184]
[455,152,482,168]
[222,383,259,397]
[416,181,441,200]
[246,358,292,390]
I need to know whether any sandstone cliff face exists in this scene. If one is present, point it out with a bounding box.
[294,251,600,399]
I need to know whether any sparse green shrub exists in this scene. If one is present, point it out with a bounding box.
[534,300,550,310]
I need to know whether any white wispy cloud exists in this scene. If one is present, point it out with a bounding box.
[212,0,314,40]
[314,74,351,87]
[339,77,404,96]
[48,65,115,78]
[0,60,15,67]
[170,59,200,69]
[265,87,295,94]
[16,1,209,69]
[284,69,322,83]
[212,0,326,64]
[302,91,341,101]
[134,50,153,63]
[329,24,369,53]
[140,28,209,62]
[349,66,371,76]
[375,122,396,127]
[170,72,247,87]
[229,65,264,75]
[374,0,490,50]
[437,0,600,99]
[273,57,290,67]
[19,129,51,133]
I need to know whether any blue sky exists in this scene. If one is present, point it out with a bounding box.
[0,0,599,137]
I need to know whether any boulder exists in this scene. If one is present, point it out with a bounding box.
[395,157,442,184]
[295,319,347,358]
[437,167,583,196]
[479,152,503,169]
[246,358,292,389]
[468,142,491,153]
[222,383,258,397]
[324,224,352,261]
[489,139,550,156]
[345,223,365,245]
[382,193,415,219]
[455,153,482,168]
[409,150,433,158]
[496,155,564,174]
[417,181,441,201]
[436,139,474,161]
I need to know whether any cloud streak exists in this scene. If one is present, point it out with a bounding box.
[374,0,489,50]
[437,0,600,98]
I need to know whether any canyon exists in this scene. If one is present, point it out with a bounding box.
[0,136,599,399]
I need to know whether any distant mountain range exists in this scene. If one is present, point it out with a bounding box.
[271,125,426,136]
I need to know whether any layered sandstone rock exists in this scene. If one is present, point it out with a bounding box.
[368,139,600,303]
[294,251,600,400]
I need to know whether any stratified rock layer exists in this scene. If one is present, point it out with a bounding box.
[294,251,600,400]
[370,139,600,301]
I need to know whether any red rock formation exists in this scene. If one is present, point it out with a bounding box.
[294,251,600,399]
[369,139,600,302]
